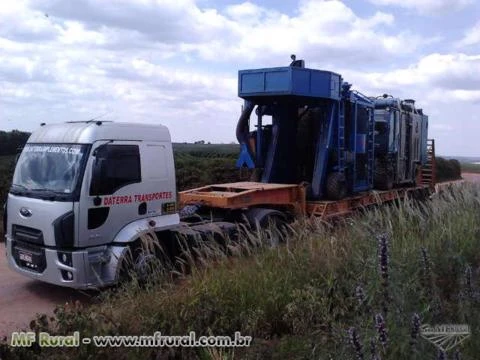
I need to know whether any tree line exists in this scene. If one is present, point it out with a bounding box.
[0,130,31,155]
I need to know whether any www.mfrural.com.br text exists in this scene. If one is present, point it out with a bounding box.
[10,331,252,348]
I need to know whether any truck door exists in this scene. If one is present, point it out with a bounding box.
[77,141,144,247]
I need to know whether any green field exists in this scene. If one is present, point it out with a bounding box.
[461,162,480,174]
[173,142,239,156]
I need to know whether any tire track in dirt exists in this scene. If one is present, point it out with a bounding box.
[462,172,480,183]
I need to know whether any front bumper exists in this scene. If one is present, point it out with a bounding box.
[5,235,127,289]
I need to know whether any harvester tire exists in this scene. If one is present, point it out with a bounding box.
[326,172,347,200]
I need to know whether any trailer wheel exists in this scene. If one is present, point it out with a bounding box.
[326,172,347,200]
[245,208,289,246]
[374,161,394,190]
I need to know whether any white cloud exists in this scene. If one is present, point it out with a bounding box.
[459,21,480,47]
[0,0,479,155]
[367,0,472,14]
[35,0,238,44]
[0,1,57,42]
[217,1,406,64]
[29,0,426,66]
[345,53,480,101]
[431,124,454,131]
[225,1,266,23]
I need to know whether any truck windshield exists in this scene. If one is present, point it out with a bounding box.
[12,144,88,195]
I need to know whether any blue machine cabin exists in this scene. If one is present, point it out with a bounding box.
[235,58,375,200]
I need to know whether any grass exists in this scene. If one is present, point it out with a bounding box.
[2,183,479,360]
[461,162,480,174]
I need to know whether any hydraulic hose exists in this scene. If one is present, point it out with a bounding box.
[235,100,255,144]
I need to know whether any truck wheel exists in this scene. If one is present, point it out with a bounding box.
[374,161,393,190]
[118,234,165,284]
[326,172,347,200]
[245,208,289,246]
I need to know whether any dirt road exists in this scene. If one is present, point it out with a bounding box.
[0,251,92,339]
[462,172,480,183]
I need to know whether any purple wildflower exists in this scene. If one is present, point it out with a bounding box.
[348,327,364,360]
[375,313,388,348]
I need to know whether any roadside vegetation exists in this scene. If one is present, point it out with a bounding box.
[461,162,480,174]
[173,143,248,190]
[0,132,477,359]
[435,157,462,182]
[1,183,479,359]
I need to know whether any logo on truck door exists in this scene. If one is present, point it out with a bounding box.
[102,191,173,206]
[19,207,33,217]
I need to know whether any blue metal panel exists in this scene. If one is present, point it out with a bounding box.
[265,70,291,93]
[239,66,341,100]
[311,102,337,198]
[356,134,366,153]
[239,72,265,94]
[291,69,311,95]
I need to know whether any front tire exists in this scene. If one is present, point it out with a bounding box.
[118,234,166,284]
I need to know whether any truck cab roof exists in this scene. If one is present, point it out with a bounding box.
[27,121,171,144]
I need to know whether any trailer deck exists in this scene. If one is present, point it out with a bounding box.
[178,182,432,220]
[178,182,306,214]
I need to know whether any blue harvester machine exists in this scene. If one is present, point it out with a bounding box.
[180,58,433,220]
[236,58,375,200]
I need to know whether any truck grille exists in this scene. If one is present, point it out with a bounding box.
[12,225,44,245]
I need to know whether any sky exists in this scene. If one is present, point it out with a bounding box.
[0,0,479,156]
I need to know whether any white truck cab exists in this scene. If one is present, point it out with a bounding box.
[4,121,179,288]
